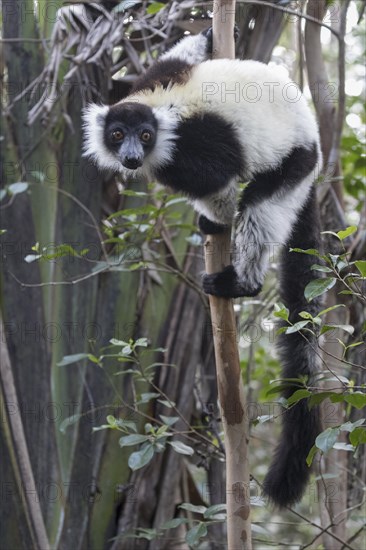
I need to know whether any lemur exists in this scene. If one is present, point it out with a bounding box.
[83,28,323,508]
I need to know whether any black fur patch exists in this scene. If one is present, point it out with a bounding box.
[203,265,262,298]
[239,143,318,210]
[198,215,227,235]
[104,102,158,154]
[263,187,322,507]
[132,59,194,93]
[105,102,157,129]
[155,113,244,198]
[280,185,321,315]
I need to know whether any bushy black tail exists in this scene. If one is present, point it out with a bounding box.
[263,186,322,508]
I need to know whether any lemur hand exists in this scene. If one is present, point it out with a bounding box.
[202,24,239,55]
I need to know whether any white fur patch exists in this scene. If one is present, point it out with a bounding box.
[233,173,315,288]
[82,103,122,171]
[143,106,178,175]
[160,33,209,65]
[126,59,321,180]
[193,181,238,225]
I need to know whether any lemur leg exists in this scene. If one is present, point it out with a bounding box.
[203,175,315,298]
[194,181,238,235]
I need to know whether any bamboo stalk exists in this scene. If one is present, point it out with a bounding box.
[204,3,252,548]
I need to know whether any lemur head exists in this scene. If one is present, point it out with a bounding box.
[83,102,158,172]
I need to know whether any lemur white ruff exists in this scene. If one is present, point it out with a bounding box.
[83,28,323,508]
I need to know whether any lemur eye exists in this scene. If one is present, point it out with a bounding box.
[140,130,152,142]
[111,129,124,142]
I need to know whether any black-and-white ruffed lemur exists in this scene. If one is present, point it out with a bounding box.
[83,28,323,508]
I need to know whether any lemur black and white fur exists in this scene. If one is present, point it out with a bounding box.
[83,28,323,508]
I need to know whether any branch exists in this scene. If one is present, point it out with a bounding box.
[205,2,252,548]
[0,311,50,550]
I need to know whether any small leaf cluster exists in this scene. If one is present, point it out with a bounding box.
[307,417,366,466]
[291,225,366,304]
[103,189,195,248]
[58,338,195,472]
[24,242,89,264]
[124,503,227,547]
[93,414,193,471]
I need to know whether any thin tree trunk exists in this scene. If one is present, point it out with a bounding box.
[204,3,252,548]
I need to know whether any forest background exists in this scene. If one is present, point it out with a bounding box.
[1,1,365,549]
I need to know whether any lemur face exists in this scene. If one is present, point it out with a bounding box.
[104,103,158,170]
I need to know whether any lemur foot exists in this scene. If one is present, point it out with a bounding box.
[203,265,262,298]
[199,215,228,235]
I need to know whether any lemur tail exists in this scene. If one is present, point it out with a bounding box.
[263,186,322,508]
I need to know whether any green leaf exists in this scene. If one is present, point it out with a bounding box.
[286,389,311,406]
[122,345,133,355]
[355,260,366,277]
[308,391,338,408]
[119,434,150,447]
[137,392,160,404]
[346,341,363,350]
[0,229,6,235]
[339,418,365,432]
[344,392,366,409]
[298,311,314,320]
[285,320,310,334]
[110,338,129,346]
[304,278,336,302]
[337,225,357,240]
[333,442,354,452]
[117,420,138,432]
[273,303,289,321]
[306,444,318,466]
[158,399,175,408]
[186,522,208,546]
[320,323,354,336]
[159,415,179,426]
[179,503,207,514]
[266,379,305,396]
[161,518,189,530]
[204,504,227,518]
[8,182,29,195]
[128,444,155,470]
[311,264,333,273]
[146,2,165,14]
[349,427,366,447]
[135,338,149,347]
[330,393,346,403]
[315,427,340,453]
[168,440,194,456]
[130,527,158,540]
[318,304,346,316]
[290,247,322,257]
[57,353,90,366]
[118,189,148,196]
